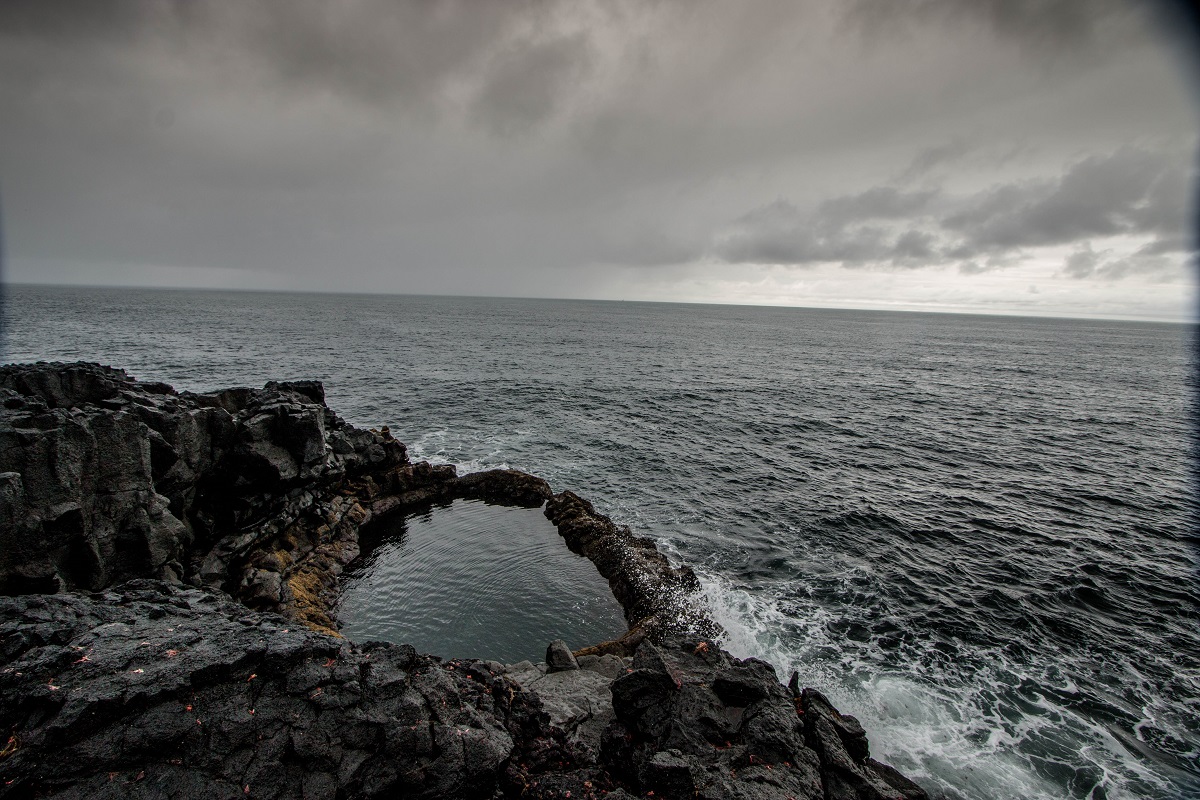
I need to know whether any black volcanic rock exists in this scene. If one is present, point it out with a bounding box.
[0,585,926,800]
[0,363,569,635]
[455,468,553,507]
[0,363,928,800]
[544,490,717,647]
[605,638,824,799]
[599,639,927,800]
[0,362,718,642]
[545,639,579,672]
[0,362,406,601]
[0,582,547,799]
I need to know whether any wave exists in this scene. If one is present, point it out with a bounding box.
[694,569,1197,800]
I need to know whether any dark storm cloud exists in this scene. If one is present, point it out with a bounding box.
[713,143,1194,275]
[469,32,594,136]
[817,187,940,226]
[0,0,151,44]
[1060,243,1178,280]
[0,0,582,123]
[219,0,589,120]
[892,229,938,259]
[845,0,1138,53]
[942,146,1188,251]
[957,261,991,276]
[1062,244,1106,278]
[1137,235,1192,254]
[0,0,618,286]
[714,194,935,268]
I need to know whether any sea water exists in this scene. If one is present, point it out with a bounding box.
[3,284,1196,800]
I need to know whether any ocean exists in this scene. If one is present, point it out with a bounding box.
[2,283,1196,800]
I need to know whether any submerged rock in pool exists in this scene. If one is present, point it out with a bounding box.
[0,362,927,799]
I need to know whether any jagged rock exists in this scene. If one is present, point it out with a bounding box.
[0,586,926,799]
[640,748,705,795]
[802,689,928,800]
[0,582,539,799]
[240,566,283,605]
[509,661,615,758]
[0,363,929,800]
[544,491,717,647]
[0,364,566,635]
[453,469,553,507]
[713,657,779,706]
[605,638,827,799]
[576,653,626,680]
[0,363,402,602]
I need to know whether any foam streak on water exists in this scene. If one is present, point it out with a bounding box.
[3,285,1196,800]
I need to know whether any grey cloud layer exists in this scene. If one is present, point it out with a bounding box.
[944,147,1185,249]
[714,144,1195,279]
[846,0,1138,51]
[0,0,1194,308]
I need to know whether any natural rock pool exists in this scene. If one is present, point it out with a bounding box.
[335,499,628,662]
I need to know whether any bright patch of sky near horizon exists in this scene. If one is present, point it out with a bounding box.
[1,0,1197,320]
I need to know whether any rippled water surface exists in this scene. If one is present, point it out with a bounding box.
[336,499,627,662]
[3,284,1197,800]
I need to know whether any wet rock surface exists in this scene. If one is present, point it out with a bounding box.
[545,491,719,650]
[0,584,926,799]
[0,582,545,799]
[0,365,552,633]
[0,363,927,799]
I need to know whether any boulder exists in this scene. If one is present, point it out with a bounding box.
[546,639,580,672]
[605,638,827,799]
[801,689,928,800]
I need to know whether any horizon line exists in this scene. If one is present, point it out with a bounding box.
[3,279,1195,326]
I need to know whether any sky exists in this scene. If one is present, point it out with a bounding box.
[1,0,1198,320]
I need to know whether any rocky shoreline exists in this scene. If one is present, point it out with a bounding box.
[0,362,927,799]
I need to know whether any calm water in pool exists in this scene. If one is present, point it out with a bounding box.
[334,499,628,662]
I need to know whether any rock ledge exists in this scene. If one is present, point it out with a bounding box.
[0,363,926,799]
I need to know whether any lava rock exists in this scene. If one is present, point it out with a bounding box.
[0,364,540,633]
[607,638,828,799]
[546,639,580,672]
[544,491,718,648]
[0,582,534,799]
[802,688,928,800]
[0,363,929,800]
[453,469,554,507]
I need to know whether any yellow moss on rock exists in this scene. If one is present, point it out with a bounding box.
[286,570,342,638]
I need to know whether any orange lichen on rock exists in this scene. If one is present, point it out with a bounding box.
[285,569,342,637]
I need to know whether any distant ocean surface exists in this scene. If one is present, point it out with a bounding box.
[3,284,1196,800]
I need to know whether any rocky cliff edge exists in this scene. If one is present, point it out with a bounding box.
[0,362,926,800]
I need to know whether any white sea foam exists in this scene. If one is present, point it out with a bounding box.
[407,428,512,475]
[691,570,1175,800]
